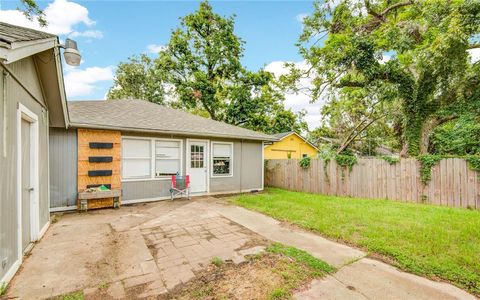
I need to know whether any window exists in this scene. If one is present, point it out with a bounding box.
[155,140,181,177]
[122,138,182,180]
[190,145,204,168]
[212,142,233,176]
[302,154,308,158]
[122,139,151,179]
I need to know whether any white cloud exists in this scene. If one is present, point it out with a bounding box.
[1,0,97,36]
[379,54,391,64]
[296,13,308,23]
[69,30,103,39]
[146,44,167,54]
[468,48,480,63]
[64,66,114,98]
[265,60,325,130]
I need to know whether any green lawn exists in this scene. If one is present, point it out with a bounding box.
[233,188,480,295]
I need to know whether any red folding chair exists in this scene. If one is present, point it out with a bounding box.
[170,174,190,200]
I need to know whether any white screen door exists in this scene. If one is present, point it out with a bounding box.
[187,140,208,193]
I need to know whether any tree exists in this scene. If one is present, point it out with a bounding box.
[108,1,305,134]
[19,0,47,27]
[429,63,480,155]
[285,0,480,155]
[107,54,166,104]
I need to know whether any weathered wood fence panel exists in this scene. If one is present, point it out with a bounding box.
[265,158,480,209]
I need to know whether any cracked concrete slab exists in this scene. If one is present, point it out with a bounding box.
[6,197,476,300]
[6,199,268,299]
[205,201,366,268]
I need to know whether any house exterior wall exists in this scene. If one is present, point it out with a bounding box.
[48,128,265,206]
[264,134,318,159]
[119,132,264,202]
[0,57,50,284]
[49,128,77,210]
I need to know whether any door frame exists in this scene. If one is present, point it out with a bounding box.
[186,138,210,194]
[16,103,40,260]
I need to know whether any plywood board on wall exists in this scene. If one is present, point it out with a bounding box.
[77,128,121,209]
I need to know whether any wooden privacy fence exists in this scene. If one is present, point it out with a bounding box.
[265,158,480,209]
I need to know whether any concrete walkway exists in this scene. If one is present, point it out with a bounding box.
[204,199,476,300]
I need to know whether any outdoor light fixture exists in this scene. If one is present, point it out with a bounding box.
[60,38,81,66]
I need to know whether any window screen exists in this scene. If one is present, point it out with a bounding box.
[212,143,232,176]
[122,139,151,179]
[155,140,181,177]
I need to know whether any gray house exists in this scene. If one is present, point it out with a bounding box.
[50,99,276,210]
[0,23,69,284]
[0,22,275,286]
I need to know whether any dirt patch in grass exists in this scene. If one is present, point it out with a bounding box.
[164,243,333,300]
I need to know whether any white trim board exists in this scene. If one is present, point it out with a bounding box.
[38,221,50,240]
[210,141,234,178]
[186,138,210,194]
[0,259,21,286]
[121,136,184,181]
[10,103,40,286]
[122,188,264,205]
[49,205,78,212]
[261,141,265,190]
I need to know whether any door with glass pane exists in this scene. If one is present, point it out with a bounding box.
[187,140,208,193]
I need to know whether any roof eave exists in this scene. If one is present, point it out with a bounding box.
[1,37,57,64]
[68,122,279,142]
[277,131,319,151]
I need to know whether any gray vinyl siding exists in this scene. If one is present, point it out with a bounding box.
[240,141,263,190]
[209,140,263,193]
[119,131,264,201]
[122,180,172,201]
[0,57,50,282]
[49,128,77,208]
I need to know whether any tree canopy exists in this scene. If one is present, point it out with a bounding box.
[107,1,306,134]
[284,0,480,156]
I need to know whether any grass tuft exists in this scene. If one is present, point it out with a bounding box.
[0,282,7,296]
[52,291,84,300]
[269,287,288,299]
[210,256,223,267]
[267,243,335,275]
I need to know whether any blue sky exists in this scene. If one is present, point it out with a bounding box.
[1,0,322,128]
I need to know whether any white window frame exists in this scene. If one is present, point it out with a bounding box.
[154,138,183,178]
[122,136,183,182]
[211,141,234,178]
[122,138,152,180]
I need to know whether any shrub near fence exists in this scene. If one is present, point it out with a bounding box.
[265,158,480,209]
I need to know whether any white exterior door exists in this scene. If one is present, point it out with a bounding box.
[187,140,208,193]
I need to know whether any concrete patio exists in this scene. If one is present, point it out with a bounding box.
[6,197,476,300]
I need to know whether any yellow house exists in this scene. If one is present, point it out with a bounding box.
[264,131,319,159]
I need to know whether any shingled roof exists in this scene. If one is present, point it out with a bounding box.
[68,100,277,141]
[272,131,295,140]
[0,22,55,46]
